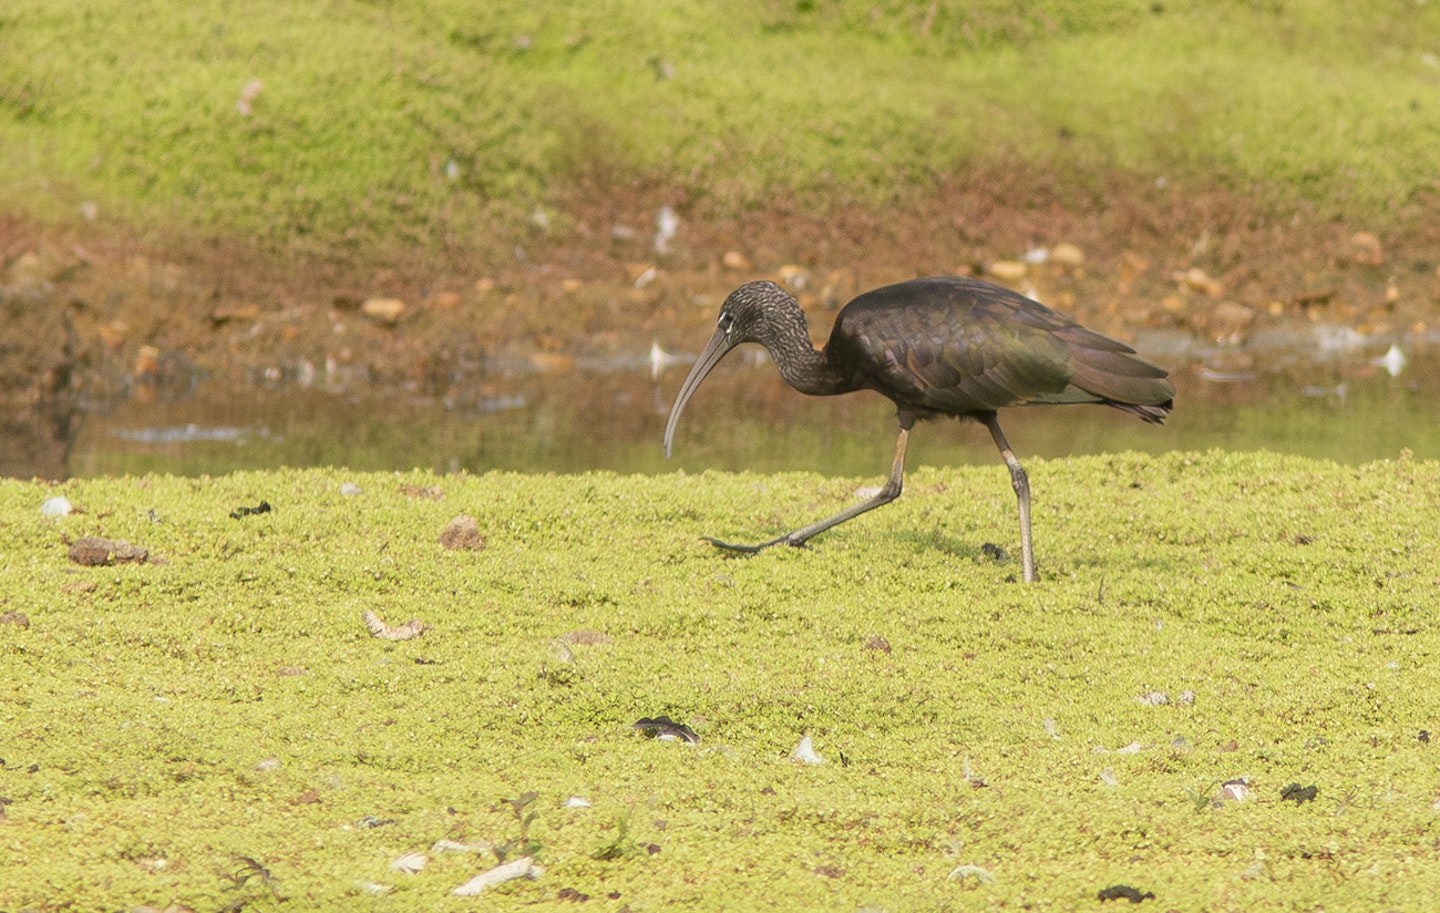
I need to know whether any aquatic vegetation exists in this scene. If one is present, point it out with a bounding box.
[1,453,1438,908]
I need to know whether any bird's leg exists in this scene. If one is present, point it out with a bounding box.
[707,427,910,554]
[982,413,1035,583]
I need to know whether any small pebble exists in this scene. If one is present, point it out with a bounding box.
[438,515,486,551]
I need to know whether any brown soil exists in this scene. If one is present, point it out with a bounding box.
[4,164,1439,478]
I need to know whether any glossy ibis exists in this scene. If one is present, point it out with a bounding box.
[663,277,1175,582]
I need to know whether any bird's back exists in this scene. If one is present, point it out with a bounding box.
[825,277,1174,421]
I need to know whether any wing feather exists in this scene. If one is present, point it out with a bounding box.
[827,277,1173,417]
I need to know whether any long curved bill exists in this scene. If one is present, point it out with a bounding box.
[663,327,737,458]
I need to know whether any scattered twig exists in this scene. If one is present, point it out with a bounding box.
[452,856,544,896]
[362,610,432,641]
[229,500,272,519]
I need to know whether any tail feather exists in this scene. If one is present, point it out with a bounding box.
[1109,399,1173,424]
[1067,346,1175,423]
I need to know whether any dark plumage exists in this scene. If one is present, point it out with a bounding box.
[663,276,1175,581]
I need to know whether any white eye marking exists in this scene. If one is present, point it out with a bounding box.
[718,312,735,334]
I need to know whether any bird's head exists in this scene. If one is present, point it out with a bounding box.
[662,281,794,458]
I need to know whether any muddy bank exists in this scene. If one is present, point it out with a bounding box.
[4,169,1439,478]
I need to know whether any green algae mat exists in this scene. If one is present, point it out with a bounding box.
[2,451,1439,911]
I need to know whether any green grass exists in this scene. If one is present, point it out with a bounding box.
[2,1,1438,256]
[3,452,1440,910]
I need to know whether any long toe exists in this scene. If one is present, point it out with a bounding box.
[703,536,768,554]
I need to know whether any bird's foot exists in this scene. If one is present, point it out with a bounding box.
[703,534,809,554]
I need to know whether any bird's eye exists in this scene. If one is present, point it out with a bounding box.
[717,312,735,335]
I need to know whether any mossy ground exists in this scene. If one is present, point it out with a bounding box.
[3,452,1439,911]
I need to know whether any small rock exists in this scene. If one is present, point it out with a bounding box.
[68,536,149,566]
[0,611,30,629]
[863,634,891,653]
[210,303,262,324]
[528,352,575,374]
[722,250,752,271]
[360,297,407,324]
[1204,300,1256,343]
[1216,778,1251,803]
[5,250,47,286]
[438,515,486,551]
[98,321,128,351]
[1051,241,1085,267]
[1175,266,1223,296]
[1350,231,1383,266]
[987,260,1028,281]
[1160,294,1189,317]
[1138,691,1169,706]
[40,496,72,517]
[776,264,811,289]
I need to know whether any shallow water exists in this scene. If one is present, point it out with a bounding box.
[66,329,1440,479]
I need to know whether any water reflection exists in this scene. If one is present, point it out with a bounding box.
[66,341,1439,479]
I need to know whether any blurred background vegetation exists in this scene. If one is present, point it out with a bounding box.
[3,0,1438,260]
